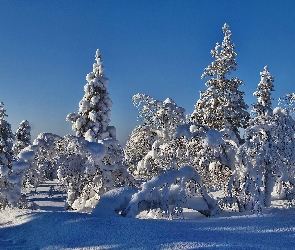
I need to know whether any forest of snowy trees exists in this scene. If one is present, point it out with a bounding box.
[1,23,295,218]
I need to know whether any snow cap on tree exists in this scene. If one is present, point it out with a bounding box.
[252,66,275,116]
[67,49,113,142]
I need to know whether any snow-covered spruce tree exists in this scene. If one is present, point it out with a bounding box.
[125,94,186,179]
[252,66,274,117]
[231,106,295,210]
[0,103,16,208]
[66,50,131,210]
[229,68,275,211]
[0,103,14,164]
[67,49,112,141]
[191,23,249,143]
[13,120,31,157]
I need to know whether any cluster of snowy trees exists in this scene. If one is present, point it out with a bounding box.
[1,23,295,218]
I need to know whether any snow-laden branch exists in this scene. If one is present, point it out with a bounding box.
[123,165,220,218]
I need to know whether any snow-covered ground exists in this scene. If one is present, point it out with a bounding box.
[1,181,295,250]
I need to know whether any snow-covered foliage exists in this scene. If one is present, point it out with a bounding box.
[279,93,295,118]
[2,151,33,208]
[67,49,112,141]
[125,94,186,177]
[252,66,275,117]
[132,94,186,140]
[22,133,62,190]
[57,135,107,211]
[13,120,31,157]
[135,122,238,191]
[66,138,134,212]
[190,23,249,142]
[123,166,220,218]
[125,125,157,175]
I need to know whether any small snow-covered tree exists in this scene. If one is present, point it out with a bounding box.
[252,66,274,117]
[125,94,186,178]
[66,50,132,210]
[191,24,249,142]
[57,135,107,210]
[67,49,112,141]
[13,120,31,157]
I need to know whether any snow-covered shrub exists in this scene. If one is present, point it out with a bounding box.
[3,150,34,208]
[22,133,62,190]
[123,166,220,218]
[125,125,157,175]
[190,23,249,142]
[58,135,134,212]
[57,135,107,210]
[13,120,31,157]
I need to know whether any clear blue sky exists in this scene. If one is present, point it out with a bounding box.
[0,0,295,144]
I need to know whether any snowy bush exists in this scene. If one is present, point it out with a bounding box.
[57,135,107,211]
[21,133,62,190]
[123,166,220,218]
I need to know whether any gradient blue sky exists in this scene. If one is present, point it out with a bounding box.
[0,0,295,144]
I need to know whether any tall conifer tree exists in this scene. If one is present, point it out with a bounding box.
[191,24,249,142]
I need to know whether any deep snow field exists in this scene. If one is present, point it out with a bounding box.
[1,181,295,250]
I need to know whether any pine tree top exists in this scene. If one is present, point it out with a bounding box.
[202,23,237,80]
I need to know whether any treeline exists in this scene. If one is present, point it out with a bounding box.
[1,24,295,218]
